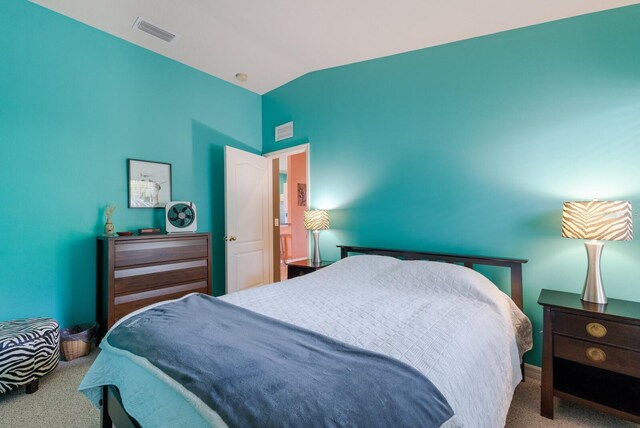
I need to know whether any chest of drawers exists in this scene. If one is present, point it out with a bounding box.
[97,233,212,337]
[538,289,640,423]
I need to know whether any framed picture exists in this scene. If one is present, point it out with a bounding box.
[297,183,307,206]
[127,159,172,208]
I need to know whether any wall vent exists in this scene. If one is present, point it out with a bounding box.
[275,122,294,142]
[133,17,176,43]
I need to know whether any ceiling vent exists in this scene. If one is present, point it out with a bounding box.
[133,17,176,43]
[275,122,294,142]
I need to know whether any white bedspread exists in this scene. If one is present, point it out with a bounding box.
[222,255,532,427]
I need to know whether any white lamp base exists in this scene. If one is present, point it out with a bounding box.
[581,241,606,305]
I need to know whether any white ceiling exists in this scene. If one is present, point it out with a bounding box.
[31,0,638,94]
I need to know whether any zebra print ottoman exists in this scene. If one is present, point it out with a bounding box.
[0,318,60,394]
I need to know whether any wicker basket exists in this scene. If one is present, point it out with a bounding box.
[60,322,98,361]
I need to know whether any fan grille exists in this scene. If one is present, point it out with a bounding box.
[168,203,195,228]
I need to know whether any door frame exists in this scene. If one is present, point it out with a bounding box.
[263,143,311,275]
[263,143,311,206]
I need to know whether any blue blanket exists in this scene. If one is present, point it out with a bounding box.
[107,294,455,427]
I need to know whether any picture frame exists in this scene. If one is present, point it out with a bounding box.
[297,183,307,206]
[127,159,172,208]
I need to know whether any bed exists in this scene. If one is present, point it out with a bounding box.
[80,245,532,427]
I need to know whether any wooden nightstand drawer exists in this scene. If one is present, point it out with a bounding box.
[286,260,335,278]
[554,335,640,378]
[554,312,640,351]
[287,265,311,278]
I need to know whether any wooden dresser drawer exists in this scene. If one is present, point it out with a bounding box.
[114,260,208,296]
[113,281,208,322]
[554,334,640,378]
[114,238,208,267]
[554,312,640,351]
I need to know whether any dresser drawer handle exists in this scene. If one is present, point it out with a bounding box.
[586,322,607,338]
[586,347,606,363]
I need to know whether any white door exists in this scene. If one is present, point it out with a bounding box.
[224,146,273,293]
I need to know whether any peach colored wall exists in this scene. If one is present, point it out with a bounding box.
[287,152,308,260]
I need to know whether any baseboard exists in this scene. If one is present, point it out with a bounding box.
[524,363,541,382]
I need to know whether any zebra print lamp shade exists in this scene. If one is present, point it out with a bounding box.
[304,210,330,231]
[304,210,330,264]
[561,200,633,304]
[561,200,632,241]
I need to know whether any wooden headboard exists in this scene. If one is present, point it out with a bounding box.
[338,245,528,310]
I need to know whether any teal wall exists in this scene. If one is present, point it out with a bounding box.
[262,5,640,366]
[0,1,261,327]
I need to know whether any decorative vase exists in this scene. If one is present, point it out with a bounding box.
[104,219,114,236]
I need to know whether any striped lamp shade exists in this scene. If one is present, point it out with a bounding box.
[561,200,633,241]
[304,210,330,231]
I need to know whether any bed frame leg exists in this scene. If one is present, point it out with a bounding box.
[101,385,113,428]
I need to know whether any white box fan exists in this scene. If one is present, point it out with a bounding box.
[165,201,197,233]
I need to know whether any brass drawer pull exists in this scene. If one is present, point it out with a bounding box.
[586,347,606,363]
[586,322,607,338]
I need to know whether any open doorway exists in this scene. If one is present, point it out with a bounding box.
[264,144,309,281]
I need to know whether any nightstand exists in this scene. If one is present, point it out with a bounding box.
[538,289,640,423]
[286,260,335,278]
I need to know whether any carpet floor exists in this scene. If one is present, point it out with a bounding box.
[0,351,636,427]
[0,351,99,428]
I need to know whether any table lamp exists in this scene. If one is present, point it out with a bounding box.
[561,200,633,304]
[304,210,330,264]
